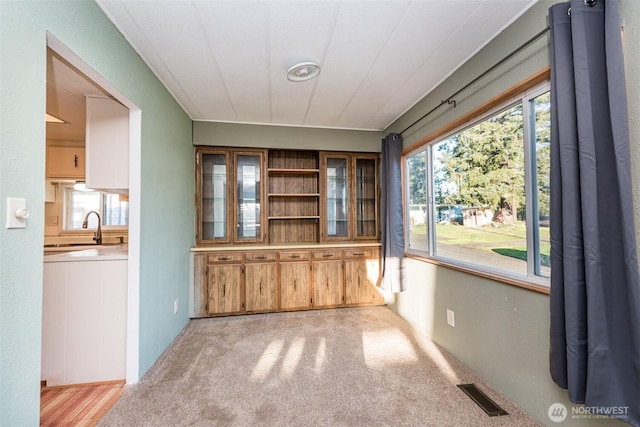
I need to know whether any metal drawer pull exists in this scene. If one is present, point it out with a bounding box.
[322,254,333,258]
[289,255,300,259]
[352,252,365,256]
[219,256,231,261]
[254,255,266,260]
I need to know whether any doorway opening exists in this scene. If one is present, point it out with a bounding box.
[44,33,140,385]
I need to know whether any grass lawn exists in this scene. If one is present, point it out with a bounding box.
[412,222,551,263]
[436,222,529,244]
[492,244,551,267]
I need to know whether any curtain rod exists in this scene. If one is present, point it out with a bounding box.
[399,25,551,136]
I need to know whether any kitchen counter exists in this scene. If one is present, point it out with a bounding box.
[44,244,128,262]
[190,242,381,252]
[42,245,128,386]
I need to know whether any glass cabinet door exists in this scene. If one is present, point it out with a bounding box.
[235,152,264,242]
[355,156,379,239]
[200,152,228,242]
[325,156,349,239]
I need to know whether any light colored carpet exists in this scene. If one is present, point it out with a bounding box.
[99,306,541,426]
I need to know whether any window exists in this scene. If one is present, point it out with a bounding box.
[63,185,128,230]
[405,83,550,283]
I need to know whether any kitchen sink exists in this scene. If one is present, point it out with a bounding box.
[44,243,124,248]
[44,243,125,255]
[44,243,94,247]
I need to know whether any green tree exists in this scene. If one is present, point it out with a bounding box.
[408,151,427,206]
[434,138,455,204]
[534,92,551,218]
[435,104,525,221]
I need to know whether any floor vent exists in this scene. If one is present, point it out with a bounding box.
[457,383,508,417]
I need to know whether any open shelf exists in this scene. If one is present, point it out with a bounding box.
[268,168,320,174]
[268,216,320,220]
[268,217,319,244]
[269,193,319,198]
[267,150,321,243]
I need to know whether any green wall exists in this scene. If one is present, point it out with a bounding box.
[194,121,383,152]
[385,1,638,425]
[0,1,193,425]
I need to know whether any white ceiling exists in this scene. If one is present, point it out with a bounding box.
[94,0,538,132]
[46,50,110,141]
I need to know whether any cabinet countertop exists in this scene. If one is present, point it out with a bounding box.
[190,242,381,252]
[44,244,128,262]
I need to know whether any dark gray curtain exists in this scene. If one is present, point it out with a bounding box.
[549,1,640,425]
[381,133,405,292]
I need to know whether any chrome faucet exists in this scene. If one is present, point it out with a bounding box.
[82,210,102,245]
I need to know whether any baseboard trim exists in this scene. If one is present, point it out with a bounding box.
[41,379,125,390]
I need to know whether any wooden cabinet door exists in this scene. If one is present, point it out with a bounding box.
[233,150,266,244]
[320,153,351,241]
[245,263,277,312]
[353,155,380,240]
[192,254,208,318]
[207,264,243,314]
[46,146,85,179]
[344,258,383,305]
[279,261,311,310]
[312,249,343,308]
[312,260,343,308]
[197,151,231,244]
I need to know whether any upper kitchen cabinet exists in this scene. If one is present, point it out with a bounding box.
[196,147,379,247]
[197,149,230,244]
[321,153,349,241]
[196,147,266,245]
[85,96,129,192]
[233,150,266,243]
[353,154,380,240]
[320,153,380,242]
[46,143,85,179]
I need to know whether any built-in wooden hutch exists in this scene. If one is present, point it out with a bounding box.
[191,146,384,317]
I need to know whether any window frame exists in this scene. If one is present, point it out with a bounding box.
[60,183,129,233]
[402,71,551,293]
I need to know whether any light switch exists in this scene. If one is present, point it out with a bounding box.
[6,198,29,229]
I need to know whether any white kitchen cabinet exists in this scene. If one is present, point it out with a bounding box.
[85,96,129,191]
[45,180,56,203]
[42,258,127,386]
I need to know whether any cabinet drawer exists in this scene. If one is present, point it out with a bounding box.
[244,252,277,262]
[344,248,379,259]
[312,249,342,260]
[278,250,310,261]
[207,253,242,263]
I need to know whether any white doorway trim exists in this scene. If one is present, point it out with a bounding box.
[46,33,140,384]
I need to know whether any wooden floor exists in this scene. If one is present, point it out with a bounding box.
[40,381,125,426]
